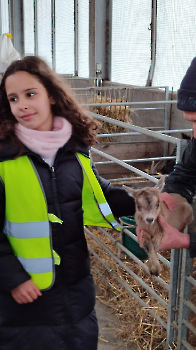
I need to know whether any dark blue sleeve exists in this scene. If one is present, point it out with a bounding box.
[163,137,196,203]
[91,163,135,218]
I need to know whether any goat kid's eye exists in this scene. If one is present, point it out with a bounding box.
[137,205,141,211]
[157,201,159,208]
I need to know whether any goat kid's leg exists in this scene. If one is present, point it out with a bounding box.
[143,232,161,276]
[151,231,163,254]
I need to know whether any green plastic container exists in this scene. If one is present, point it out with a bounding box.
[120,216,148,260]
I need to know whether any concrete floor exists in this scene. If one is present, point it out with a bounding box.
[95,298,138,350]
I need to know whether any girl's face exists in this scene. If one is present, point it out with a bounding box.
[5,71,55,131]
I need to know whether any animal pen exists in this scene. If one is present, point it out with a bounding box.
[72,85,196,350]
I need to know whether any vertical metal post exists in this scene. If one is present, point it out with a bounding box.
[166,249,181,348]
[74,0,78,76]
[34,0,38,56]
[51,0,55,70]
[8,0,12,34]
[146,0,157,86]
[177,247,193,349]
[89,0,95,78]
[0,1,2,36]
[163,86,169,157]
[177,199,196,349]
[105,0,112,81]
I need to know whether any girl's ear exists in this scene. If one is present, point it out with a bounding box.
[50,96,56,105]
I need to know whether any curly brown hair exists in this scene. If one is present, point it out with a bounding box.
[0,56,100,146]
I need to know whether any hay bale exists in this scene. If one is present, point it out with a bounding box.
[88,95,133,142]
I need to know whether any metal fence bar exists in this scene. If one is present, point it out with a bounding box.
[91,147,158,184]
[85,227,168,308]
[97,128,193,138]
[94,156,175,166]
[184,301,196,314]
[72,85,170,91]
[89,112,179,144]
[186,276,196,288]
[183,320,196,337]
[86,100,177,107]
[181,340,195,350]
[88,244,167,329]
[99,226,170,289]
[109,176,161,182]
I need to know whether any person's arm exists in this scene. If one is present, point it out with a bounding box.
[163,137,196,203]
[91,162,135,218]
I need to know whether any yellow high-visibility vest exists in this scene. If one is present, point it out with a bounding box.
[0,153,120,290]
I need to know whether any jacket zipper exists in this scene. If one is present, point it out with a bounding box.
[50,166,62,220]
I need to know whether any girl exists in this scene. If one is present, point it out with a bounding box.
[0,56,135,350]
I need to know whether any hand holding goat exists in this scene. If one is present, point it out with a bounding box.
[123,181,193,276]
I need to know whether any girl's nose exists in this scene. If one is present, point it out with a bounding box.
[18,98,29,110]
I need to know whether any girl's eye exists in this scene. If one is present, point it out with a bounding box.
[9,97,17,102]
[27,92,35,97]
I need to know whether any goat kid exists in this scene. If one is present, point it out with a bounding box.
[123,182,193,276]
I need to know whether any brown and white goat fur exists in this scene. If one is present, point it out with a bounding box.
[124,182,194,276]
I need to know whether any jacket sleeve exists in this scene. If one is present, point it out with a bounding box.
[0,181,31,292]
[163,137,196,258]
[163,137,196,203]
[92,163,135,218]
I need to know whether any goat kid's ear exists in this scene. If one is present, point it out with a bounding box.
[123,185,136,197]
[155,175,167,192]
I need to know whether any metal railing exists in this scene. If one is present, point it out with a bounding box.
[84,105,195,349]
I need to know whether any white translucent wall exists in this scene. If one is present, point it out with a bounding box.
[37,0,52,66]
[111,0,151,85]
[0,0,9,34]
[78,0,89,78]
[152,0,196,91]
[55,0,75,75]
[23,0,34,56]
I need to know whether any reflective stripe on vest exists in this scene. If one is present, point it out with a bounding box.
[0,153,120,290]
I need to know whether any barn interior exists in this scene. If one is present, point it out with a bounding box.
[0,1,196,349]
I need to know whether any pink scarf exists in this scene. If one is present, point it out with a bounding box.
[15,117,72,158]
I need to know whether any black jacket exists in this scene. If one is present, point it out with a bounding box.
[0,137,135,350]
[163,137,196,258]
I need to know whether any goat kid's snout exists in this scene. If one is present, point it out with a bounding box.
[145,217,155,225]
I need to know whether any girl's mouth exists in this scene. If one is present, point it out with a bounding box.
[21,113,34,120]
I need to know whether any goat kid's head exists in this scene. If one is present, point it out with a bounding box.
[123,186,161,225]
